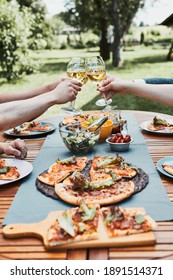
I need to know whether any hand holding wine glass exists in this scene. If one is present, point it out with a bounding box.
[62,57,87,113]
[85,56,112,107]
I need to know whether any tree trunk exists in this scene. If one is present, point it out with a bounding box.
[99,14,110,61]
[100,36,110,61]
[112,34,122,67]
[167,42,173,61]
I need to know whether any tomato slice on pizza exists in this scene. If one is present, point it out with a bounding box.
[47,203,100,247]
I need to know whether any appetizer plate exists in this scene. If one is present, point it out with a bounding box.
[156,156,173,179]
[0,158,33,186]
[140,119,173,135]
[4,122,56,138]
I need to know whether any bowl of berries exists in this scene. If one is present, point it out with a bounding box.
[106,133,133,152]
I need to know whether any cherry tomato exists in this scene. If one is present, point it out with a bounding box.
[124,135,131,142]
[116,133,123,139]
[109,135,117,143]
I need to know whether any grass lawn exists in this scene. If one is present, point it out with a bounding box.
[0,45,173,117]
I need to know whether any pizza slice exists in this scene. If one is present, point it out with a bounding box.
[48,156,88,173]
[91,155,137,179]
[55,171,135,205]
[62,114,87,125]
[101,205,157,238]
[29,122,52,132]
[37,156,88,187]
[162,164,173,175]
[0,159,20,180]
[47,203,100,246]
[147,116,168,131]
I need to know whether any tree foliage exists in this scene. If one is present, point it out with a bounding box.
[63,0,145,66]
[0,0,34,80]
[16,0,51,50]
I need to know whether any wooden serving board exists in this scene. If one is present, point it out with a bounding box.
[3,208,156,250]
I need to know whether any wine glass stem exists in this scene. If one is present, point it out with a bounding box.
[70,100,76,109]
[102,92,108,105]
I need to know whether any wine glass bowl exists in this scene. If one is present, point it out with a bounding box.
[67,58,87,84]
[62,57,86,113]
[85,56,112,107]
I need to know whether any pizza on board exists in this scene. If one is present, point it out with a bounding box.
[0,158,20,180]
[46,203,157,247]
[101,205,157,237]
[47,203,100,246]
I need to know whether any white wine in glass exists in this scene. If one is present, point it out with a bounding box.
[86,56,112,107]
[62,57,87,113]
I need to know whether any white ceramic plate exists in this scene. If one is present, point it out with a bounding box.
[0,158,33,186]
[156,156,173,179]
[140,119,173,135]
[4,122,55,138]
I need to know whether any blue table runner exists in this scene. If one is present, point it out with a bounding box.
[3,113,173,224]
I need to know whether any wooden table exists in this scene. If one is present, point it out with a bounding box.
[0,110,173,260]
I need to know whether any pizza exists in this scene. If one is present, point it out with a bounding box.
[36,154,149,205]
[54,155,142,206]
[90,155,137,181]
[0,159,20,180]
[62,112,106,126]
[55,176,135,206]
[46,203,157,247]
[10,121,52,135]
[47,203,100,246]
[101,205,157,237]
[147,116,173,132]
[162,164,173,175]
[37,156,88,187]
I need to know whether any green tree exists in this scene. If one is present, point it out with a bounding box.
[63,0,145,66]
[17,0,51,49]
[0,0,34,80]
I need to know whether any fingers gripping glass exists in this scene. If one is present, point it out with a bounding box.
[61,57,86,114]
[85,56,112,107]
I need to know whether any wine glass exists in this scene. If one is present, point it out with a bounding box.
[85,56,112,107]
[61,57,87,114]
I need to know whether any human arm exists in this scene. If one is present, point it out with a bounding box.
[0,79,82,131]
[0,139,27,159]
[98,76,173,107]
[0,77,67,103]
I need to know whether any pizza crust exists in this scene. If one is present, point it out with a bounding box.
[55,180,135,206]
[162,164,173,175]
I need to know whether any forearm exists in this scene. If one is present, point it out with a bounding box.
[0,92,55,131]
[126,82,173,107]
[0,80,61,103]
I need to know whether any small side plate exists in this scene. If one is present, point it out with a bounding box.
[156,156,173,178]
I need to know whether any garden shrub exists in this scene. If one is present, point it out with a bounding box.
[0,0,35,80]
